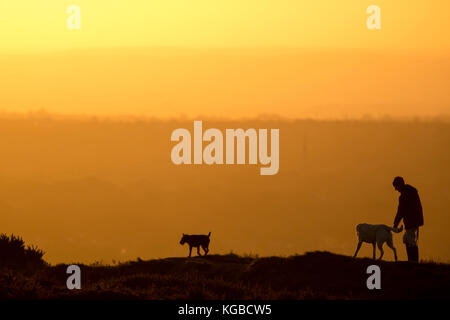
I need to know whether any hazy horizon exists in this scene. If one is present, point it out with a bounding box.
[1,47,449,120]
[1,109,450,122]
[1,116,449,264]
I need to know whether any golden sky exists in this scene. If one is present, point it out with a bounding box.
[0,1,449,118]
[0,0,449,53]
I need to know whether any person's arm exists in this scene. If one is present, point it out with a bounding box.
[393,195,405,228]
[416,191,424,226]
[417,193,423,215]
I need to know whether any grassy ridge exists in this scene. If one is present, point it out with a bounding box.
[2,251,449,299]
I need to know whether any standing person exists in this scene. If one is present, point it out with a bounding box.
[392,176,424,262]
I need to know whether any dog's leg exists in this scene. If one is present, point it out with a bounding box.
[203,246,209,256]
[353,241,362,258]
[377,242,384,260]
[387,239,397,261]
[197,246,202,256]
[188,246,192,258]
[372,243,376,259]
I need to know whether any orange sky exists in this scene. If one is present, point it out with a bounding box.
[0,1,449,118]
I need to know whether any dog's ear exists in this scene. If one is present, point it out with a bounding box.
[182,233,185,236]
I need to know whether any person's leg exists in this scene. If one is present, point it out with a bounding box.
[410,229,419,262]
[403,231,410,261]
[404,228,419,262]
[410,246,419,262]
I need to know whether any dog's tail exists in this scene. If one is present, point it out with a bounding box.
[208,232,211,238]
[390,225,403,233]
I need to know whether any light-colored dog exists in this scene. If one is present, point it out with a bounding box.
[353,223,403,261]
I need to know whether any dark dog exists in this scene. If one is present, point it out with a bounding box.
[180,232,211,257]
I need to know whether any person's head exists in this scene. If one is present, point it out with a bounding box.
[393,176,405,192]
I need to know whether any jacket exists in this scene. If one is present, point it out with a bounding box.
[393,184,424,229]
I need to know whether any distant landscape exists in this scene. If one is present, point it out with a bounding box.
[0,115,449,264]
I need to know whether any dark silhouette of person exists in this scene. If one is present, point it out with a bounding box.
[392,176,424,262]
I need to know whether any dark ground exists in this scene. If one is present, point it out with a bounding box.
[2,251,449,299]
